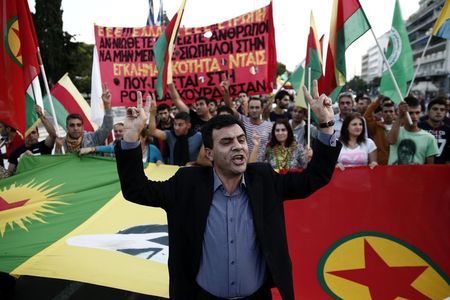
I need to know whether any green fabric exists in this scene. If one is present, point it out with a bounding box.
[305,48,322,89]
[25,92,38,131]
[379,0,414,104]
[153,33,169,99]
[0,155,120,272]
[335,8,371,80]
[388,128,439,165]
[43,94,68,129]
[289,65,304,93]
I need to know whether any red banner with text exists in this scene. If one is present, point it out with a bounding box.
[95,4,277,106]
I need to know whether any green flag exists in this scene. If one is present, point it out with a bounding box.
[379,0,413,104]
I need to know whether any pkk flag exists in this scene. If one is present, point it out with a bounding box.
[319,0,370,101]
[304,12,323,90]
[379,0,413,104]
[25,77,44,136]
[0,0,40,134]
[44,73,98,132]
[432,0,450,39]
[153,0,187,99]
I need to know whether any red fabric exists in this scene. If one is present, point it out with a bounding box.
[272,165,450,299]
[51,82,95,132]
[266,2,277,91]
[0,0,39,133]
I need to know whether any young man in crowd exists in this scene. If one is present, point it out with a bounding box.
[387,97,438,165]
[364,96,396,165]
[269,90,291,122]
[418,97,450,164]
[56,84,113,153]
[334,92,355,138]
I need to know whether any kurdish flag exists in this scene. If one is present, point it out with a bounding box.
[432,0,450,39]
[0,0,40,134]
[379,0,413,104]
[153,0,186,99]
[320,0,371,101]
[304,12,323,90]
[0,156,449,298]
[43,73,98,132]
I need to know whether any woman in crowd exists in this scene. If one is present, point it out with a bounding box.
[336,113,378,170]
[250,119,311,170]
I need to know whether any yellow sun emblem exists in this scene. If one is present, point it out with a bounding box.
[5,17,23,67]
[0,180,68,236]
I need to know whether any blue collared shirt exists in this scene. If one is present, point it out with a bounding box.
[196,170,266,298]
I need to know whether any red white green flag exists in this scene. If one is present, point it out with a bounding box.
[319,0,371,101]
[153,0,187,99]
[304,12,323,90]
[0,0,40,134]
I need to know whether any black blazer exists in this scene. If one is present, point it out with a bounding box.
[115,140,341,300]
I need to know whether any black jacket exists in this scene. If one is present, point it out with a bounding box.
[115,140,341,299]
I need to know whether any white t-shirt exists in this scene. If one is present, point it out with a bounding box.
[338,138,377,167]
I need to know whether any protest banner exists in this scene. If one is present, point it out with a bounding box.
[94,3,276,106]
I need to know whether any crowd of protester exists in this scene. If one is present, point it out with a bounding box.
[1,80,449,179]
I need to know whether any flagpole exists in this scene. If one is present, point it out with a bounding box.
[370,28,412,125]
[406,34,432,96]
[37,48,61,134]
[307,67,311,149]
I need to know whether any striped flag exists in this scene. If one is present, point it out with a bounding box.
[44,73,97,132]
[156,0,164,25]
[153,0,187,99]
[432,0,450,39]
[304,12,323,90]
[146,0,156,26]
[319,0,371,101]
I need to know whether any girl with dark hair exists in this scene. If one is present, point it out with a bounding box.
[336,113,378,170]
[250,119,310,170]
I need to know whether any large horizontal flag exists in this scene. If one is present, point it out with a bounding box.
[0,0,40,134]
[432,0,450,40]
[1,155,449,298]
[319,0,371,101]
[379,0,413,104]
[44,73,98,132]
[153,0,187,99]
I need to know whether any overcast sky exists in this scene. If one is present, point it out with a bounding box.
[28,0,421,79]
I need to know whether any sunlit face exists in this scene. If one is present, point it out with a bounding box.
[278,95,290,109]
[158,109,170,123]
[25,129,39,146]
[428,104,446,123]
[195,100,209,117]
[382,106,396,124]
[348,117,363,138]
[248,99,262,120]
[207,124,248,177]
[66,118,84,139]
[274,123,288,144]
[407,106,421,126]
[173,119,191,136]
[113,124,124,140]
[291,107,306,123]
[339,96,354,116]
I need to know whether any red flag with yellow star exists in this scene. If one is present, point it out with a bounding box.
[0,0,40,134]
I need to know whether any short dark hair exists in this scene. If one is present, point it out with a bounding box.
[275,90,290,102]
[339,113,366,146]
[216,106,234,115]
[248,97,263,107]
[174,111,191,122]
[269,119,295,147]
[404,96,420,108]
[66,114,83,125]
[201,115,246,149]
[157,103,170,112]
[427,97,447,111]
[195,96,210,104]
[338,92,353,103]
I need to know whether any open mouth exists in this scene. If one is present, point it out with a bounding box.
[232,154,246,165]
